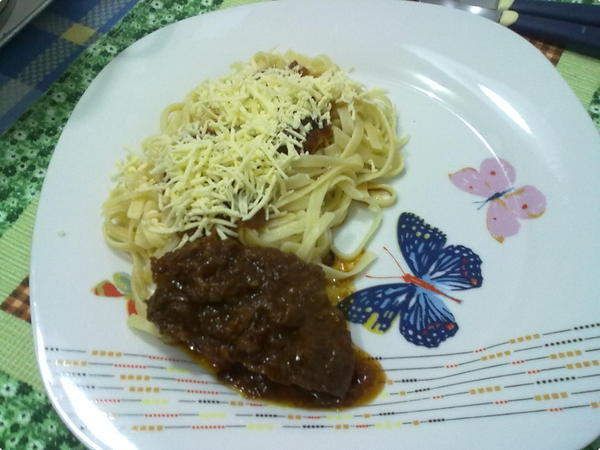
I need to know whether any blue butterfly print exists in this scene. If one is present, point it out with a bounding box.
[338,212,483,348]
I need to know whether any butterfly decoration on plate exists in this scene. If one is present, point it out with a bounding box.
[92,272,138,316]
[449,158,546,243]
[338,212,483,348]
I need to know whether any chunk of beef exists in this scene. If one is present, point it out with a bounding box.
[147,236,355,398]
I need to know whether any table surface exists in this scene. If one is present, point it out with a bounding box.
[0,0,598,449]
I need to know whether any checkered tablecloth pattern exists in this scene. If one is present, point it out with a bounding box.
[0,1,598,449]
[0,277,30,323]
[0,0,137,134]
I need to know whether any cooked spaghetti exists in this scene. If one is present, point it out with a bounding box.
[103,51,405,334]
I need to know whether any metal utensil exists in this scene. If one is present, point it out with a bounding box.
[0,0,14,36]
[0,0,52,49]
[421,0,506,20]
[419,0,600,57]
[458,0,600,27]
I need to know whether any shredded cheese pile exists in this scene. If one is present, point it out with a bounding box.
[116,52,367,242]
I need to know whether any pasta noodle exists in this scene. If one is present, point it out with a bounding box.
[103,51,405,334]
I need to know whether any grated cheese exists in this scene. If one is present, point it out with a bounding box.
[116,52,370,241]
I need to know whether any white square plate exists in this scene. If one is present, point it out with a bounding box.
[30,1,600,449]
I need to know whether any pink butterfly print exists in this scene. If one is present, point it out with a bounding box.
[449,158,546,243]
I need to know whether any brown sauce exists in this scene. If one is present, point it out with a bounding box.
[325,253,362,305]
[302,119,333,154]
[183,345,385,409]
[238,209,268,230]
[148,236,385,409]
[277,119,333,155]
[326,277,355,305]
[288,60,310,77]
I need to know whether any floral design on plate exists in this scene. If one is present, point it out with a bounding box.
[92,272,137,316]
[449,158,546,243]
[339,212,483,348]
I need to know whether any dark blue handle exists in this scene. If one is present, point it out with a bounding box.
[512,0,600,27]
[509,14,600,57]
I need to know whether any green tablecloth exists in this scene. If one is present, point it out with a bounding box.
[0,0,598,448]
